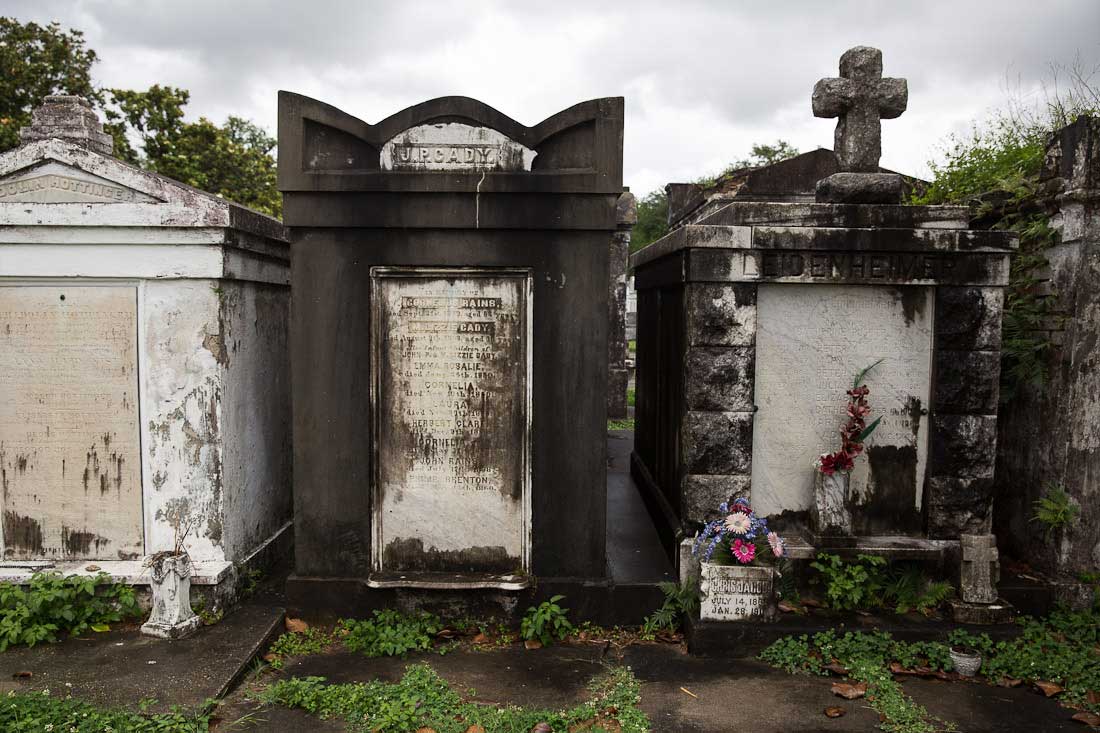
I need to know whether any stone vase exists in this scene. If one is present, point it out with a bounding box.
[950,648,982,677]
[698,562,778,622]
[141,553,202,640]
[811,470,852,537]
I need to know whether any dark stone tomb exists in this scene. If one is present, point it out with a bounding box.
[279,93,625,618]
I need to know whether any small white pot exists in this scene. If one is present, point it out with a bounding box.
[950,648,982,677]
[698,562,778,622]
[141,553,202,640]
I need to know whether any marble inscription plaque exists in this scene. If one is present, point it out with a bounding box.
[372,268,530,575]
[751,284,932,533]
[699,564,777,622]
[380,123,536,172]
[0,286,144,559]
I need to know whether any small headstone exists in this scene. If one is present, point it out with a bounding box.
[812,46,907,203]
[959,533,999,604]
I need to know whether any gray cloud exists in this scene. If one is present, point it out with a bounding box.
[7,0,1099,195]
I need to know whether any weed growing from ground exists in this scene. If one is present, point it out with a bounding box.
[261,663,649,733]
[340,609,442,657]
[0,572,142,651]
[642,581,698,636]
[0,689,210,732]
[520,595,573,646]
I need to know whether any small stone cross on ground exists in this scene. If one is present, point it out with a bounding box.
[813,46,908,172]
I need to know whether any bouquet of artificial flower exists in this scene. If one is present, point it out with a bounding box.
[815,359,884,476]
[691,498,786,566]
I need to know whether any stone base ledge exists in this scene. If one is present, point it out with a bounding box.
[0,559,234,586]
[785,534,959,561]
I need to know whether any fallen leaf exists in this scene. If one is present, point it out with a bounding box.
[656,630,680,644]
[465,726,486,733]
[11,671,31,679]
[415,728,437,733]
[1072,711,1100,727]
[1035,680,1065,697]
[824,706,846,718]
[831,682,867,700]
[285,618,309,634]
[472,632,489,644]
[801,598,824,608]
[889,662,909,674]
[262,653,276,663]
[524,639,542,650]
[1088,690,1100,705]
[531,724,552,733]
[997,677,1023,688]
[436,629,456,639]
[84,564,101,572]
[778,600,799,613]
[680,686,699,699]
[824,663,850,676]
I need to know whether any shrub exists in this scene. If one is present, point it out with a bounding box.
[339,609,441,658]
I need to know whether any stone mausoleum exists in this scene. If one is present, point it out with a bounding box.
[0,97,292,595]
[280,93,663,620]
[631,48,1018,571]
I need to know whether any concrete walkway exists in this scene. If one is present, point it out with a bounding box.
[211,641,1089,732]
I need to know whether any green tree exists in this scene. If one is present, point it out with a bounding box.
[104,85,281,217]
[726,139,801,173]
[632,189,669,253]
[0,18,101,153]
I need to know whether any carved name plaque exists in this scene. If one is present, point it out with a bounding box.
[751,284,932,535]
[0,286,144,560]
[380,123,536,172]
[0,162,157,204]
[371,268,531,577]
[699,564,777,622]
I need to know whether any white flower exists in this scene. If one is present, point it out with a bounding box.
[723,513,751,534]
[45,725,53,732]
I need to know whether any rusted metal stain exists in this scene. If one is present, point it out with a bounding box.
[382,537,516,574]
[855,445,923,535]
[61,526,109,556]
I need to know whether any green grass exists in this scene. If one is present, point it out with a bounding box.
[0,690,211,732]
[627,387,636,407]
[261,663,649,733]
[627,339,636,353]
[608,418,635,431]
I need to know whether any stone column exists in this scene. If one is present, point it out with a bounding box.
[608,192,636,419]
[679,282,756,522]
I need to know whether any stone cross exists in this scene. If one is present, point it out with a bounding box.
[813,47,908,173]
[960,534,1000,605]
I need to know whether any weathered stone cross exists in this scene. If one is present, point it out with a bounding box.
[813,46,908,173]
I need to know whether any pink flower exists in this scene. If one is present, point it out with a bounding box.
[724,512,751,535]
[732,539,756,564]
[767,531,785,558]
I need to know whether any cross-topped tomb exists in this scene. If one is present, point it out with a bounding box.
[813,46,908,172]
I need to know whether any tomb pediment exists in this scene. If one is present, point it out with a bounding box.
[0,161,160,204]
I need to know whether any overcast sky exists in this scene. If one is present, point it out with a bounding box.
[9,1,1100,196]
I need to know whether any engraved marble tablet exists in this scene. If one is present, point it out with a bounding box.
[380,123,536,172]
[751,284,932,534]
[371,268,531,575]
[0,286,144,559]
